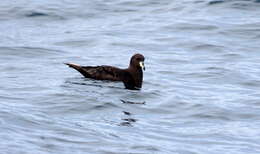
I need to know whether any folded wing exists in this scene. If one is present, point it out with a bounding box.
[65,63,122,80]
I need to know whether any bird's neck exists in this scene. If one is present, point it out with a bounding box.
[128,66,143,88]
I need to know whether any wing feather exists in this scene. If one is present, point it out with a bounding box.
[80,65,122,81]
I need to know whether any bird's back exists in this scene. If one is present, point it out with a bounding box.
[81,65,122,81]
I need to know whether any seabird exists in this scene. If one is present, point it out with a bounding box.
[65,53,145,90]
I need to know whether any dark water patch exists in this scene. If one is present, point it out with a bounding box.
[193,0,205,4]
[221,53,243,59]
[204,66,230,74]
[117,1,169,8]
[208,0,260,9]
[92,102,120,110]
[120,99,146,105]
[208,0,225,5]
[118,121,132,127]
[230,1,257,9]
[119,118,137,126]
[23,11,66,20]
[26,12,48,17]
[122,111,131,115]
[191,112,232,121]
[164,23,218,31]
[240,80,260,88]
[130,145,160,153]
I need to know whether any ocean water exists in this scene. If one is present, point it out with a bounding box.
[1,0,260,153]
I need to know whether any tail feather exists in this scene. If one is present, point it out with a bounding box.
[64,63,91,78]
[64,63,81,70]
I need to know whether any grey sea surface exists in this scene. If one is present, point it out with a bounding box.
[1,0,260,153]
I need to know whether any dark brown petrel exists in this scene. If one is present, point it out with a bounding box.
[65,54,145,90]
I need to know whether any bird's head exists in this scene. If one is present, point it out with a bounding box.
[130,53,145,71]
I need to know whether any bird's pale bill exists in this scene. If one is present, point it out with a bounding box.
[139,61,145,71]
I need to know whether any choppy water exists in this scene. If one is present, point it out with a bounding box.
[1,0,260,153]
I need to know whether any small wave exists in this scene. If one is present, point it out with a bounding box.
[192,44,225,52]
[0,46,64,58]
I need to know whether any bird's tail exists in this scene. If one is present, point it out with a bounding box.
[64,63,91,78]
[64,63,82,71]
